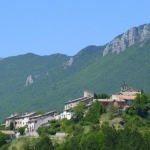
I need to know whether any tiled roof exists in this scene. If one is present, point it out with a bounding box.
[65,97,92,104]
[1,130,15,135]
[115,95,136,100]
[122,87,140,92]
[94,99,125,102]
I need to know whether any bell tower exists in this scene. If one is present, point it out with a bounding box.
[121,82,127,92]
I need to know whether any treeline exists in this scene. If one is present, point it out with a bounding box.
[57,123,150,150]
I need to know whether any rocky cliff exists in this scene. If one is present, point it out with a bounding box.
[25,75,33,86]
[103,23,150,56]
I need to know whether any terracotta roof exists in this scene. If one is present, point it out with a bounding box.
[30,115,42,119]
[65,97,93,104]
[15,112,37,119]
[122,87,140,92]
[94,99,125,102]
[6,114,20,120]
[1,130,15,135]
[114,95,136,100]
[43,110,56,116]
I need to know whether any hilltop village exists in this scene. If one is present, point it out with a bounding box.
[1,83,141,138]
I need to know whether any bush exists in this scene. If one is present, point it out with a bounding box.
[48,128,56,135]
[18,127,25,135]
[50,119,57,124]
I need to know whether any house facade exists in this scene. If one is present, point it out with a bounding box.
[14,112,37,129]
[95,83,139,108]
[5,111,56,133]
[64,91,94,111]
[54,111,73,120]
[26,111,56,133]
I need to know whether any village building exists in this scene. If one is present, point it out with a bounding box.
[5,111,56,134]
[5,112,37,129]
[54,91,94,121]
[1,130,15,139]
[5,113,21,128]
[14,112,37,129]
[64,90,94,111]
[93,98,125,107]
[95,83,140,108]
[117,82,141,96]
[26,111,56,133]
[54,111,73,120]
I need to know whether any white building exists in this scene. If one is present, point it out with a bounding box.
[54,111,73,120]
[15,112,37,129]
[64,91,94,111]
[5,111,56,133]
[26,111,56,133]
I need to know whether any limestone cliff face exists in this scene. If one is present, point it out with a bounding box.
[25,75,33,86]
[103,23,150,56]
[64,57,74,68]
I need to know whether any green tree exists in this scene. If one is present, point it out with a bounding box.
[11,146,17,150]
[125,93,150,118]
[10,122,14,130]
[94,93,109,99]
[116,127,143,150]
[101,123,117,150]
[97,93,109,99]
[72,102,86,123]
[18,127,25,135]
[107,103,119,119]
[0,144,10,150]
[0,131,9,147]
[36,136,54,150]
[80,132,105,150]
[85,100,106,123]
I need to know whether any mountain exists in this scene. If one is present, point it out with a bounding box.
[103,23,150,56]
[0,23,150,122]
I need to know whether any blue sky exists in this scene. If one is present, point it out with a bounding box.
[0,1,150,58]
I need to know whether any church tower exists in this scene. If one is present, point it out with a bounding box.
[121,82,128,92]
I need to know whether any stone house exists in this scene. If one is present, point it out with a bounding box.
[5,113,21,128]
[95,83,139,108]
[1,130,15,139]
[5,111,56,133]
[64,91,94,111]
[14,112,37,129]
[117,82,141,96]
[26,111,56,133]
[94,99,125,107]
[54,111,73,120]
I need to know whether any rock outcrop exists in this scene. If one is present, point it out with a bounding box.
[103,23,150,56]
[25,75,33,86]
[65,57,74,66]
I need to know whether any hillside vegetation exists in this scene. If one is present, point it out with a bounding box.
[0,25,150,122]
[4,93,150,150]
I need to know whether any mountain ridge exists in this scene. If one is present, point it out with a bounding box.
[103,23,150,56]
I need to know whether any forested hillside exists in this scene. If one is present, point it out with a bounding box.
[0,24,150,122]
